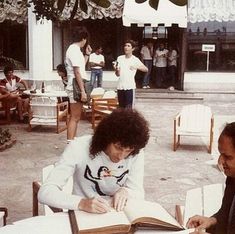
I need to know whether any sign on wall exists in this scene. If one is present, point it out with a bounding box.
[202,44,215,52]
[202,44,215,71]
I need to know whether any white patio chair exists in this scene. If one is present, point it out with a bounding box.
[175,183,224,227]
[0,207,7,227]
[29,97,68,133]
[32,164,73,216]
[173,104,214,153]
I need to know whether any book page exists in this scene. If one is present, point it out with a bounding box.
[124,199,182,228]
[74,209,130,231]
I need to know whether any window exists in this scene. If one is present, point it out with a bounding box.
[53,18,122,71]
[187,22,235,72]
[0,21,28,70]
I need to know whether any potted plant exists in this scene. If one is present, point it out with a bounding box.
[0,127,16,151]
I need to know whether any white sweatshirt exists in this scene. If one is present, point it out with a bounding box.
[38,135,145,210]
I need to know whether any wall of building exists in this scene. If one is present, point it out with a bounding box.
[184,72,235,92]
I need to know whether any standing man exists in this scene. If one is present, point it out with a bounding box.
[65,26,92,142]
[167,45,178,90]
[89,45,105,90]
[140,40,153,89]
[153,43,168,88]
[187,122,235,234]
[114,40,148,108]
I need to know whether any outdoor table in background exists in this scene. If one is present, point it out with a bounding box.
[23,89,69,133]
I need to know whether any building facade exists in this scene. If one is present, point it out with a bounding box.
[0,0,235,91]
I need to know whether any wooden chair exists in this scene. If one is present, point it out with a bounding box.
[28,97,68,133]
[0,100,10,124]
[173,104,214,153]
[175,183,224,227]
[0,207,8,227]
[0,94,17,124]
[91,97,118,129]
[32,164,73,216]
[81,87,105,121]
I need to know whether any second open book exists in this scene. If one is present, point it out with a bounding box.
[69,199,184,234]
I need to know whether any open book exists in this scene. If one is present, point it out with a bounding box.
[68,199,184,234]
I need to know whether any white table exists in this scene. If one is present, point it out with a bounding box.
[24,90,68,133]
[23,90,68,98]
[0,213,192,234]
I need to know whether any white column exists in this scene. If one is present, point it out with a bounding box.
[28,6,53,80]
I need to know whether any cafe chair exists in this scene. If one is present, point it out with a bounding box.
[28,97,68,133]
[0,94,17,124]
[32,164,73,216]
[173,104,214,153]
[91,91,118,129]
[82,87,105,121]
[0,207,8,226]
[175,183,224,227]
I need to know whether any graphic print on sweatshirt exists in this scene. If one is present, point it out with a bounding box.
[84,165,129,196]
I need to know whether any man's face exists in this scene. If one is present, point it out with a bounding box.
[105,142,134,163]
[81,38,87,48]
[57,71,65,78]
[97,47,103,54]
[159,44,164,50]
[5,71,14,79]
[124,43,134,55]
[218,135,235,178]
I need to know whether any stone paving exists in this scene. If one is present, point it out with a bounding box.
[1,94,235,224]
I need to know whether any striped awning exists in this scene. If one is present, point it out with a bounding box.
[122,0,187,28]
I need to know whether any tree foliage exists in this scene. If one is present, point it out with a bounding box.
[28,0,111,21]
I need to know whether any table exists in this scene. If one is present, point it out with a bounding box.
[23,89,68,98]
[23,90,68,133]
[0,213,192,234]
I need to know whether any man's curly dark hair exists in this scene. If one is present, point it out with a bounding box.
[89,108,150,158]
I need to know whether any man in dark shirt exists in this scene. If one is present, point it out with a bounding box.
[187,122,235,234]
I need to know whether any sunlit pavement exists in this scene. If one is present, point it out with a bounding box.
[1,92,235,223]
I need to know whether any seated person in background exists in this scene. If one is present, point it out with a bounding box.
[39,108,150,213]
[187,122,235,234]
[56,64,68,89]
[0,66,29,122]
[56,64,69,103]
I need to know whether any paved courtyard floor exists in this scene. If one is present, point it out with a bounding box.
[1,96,234,224]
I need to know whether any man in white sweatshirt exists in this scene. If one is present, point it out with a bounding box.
[39,108,150,213]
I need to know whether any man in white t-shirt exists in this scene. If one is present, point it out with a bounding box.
[153,43,168,88]
[167,46,178,90]
[64,26,92,141]
[89,46,105,90]
[140,41,153,89]
[114,40,148,108]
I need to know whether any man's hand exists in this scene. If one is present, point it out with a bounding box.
[9,92,20,98]
[78,197,111,213]
[85,44,92,55]
[112,188,128,212]
[129,66,137,71]
[187,215,217,231]
[81,91,87,103]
